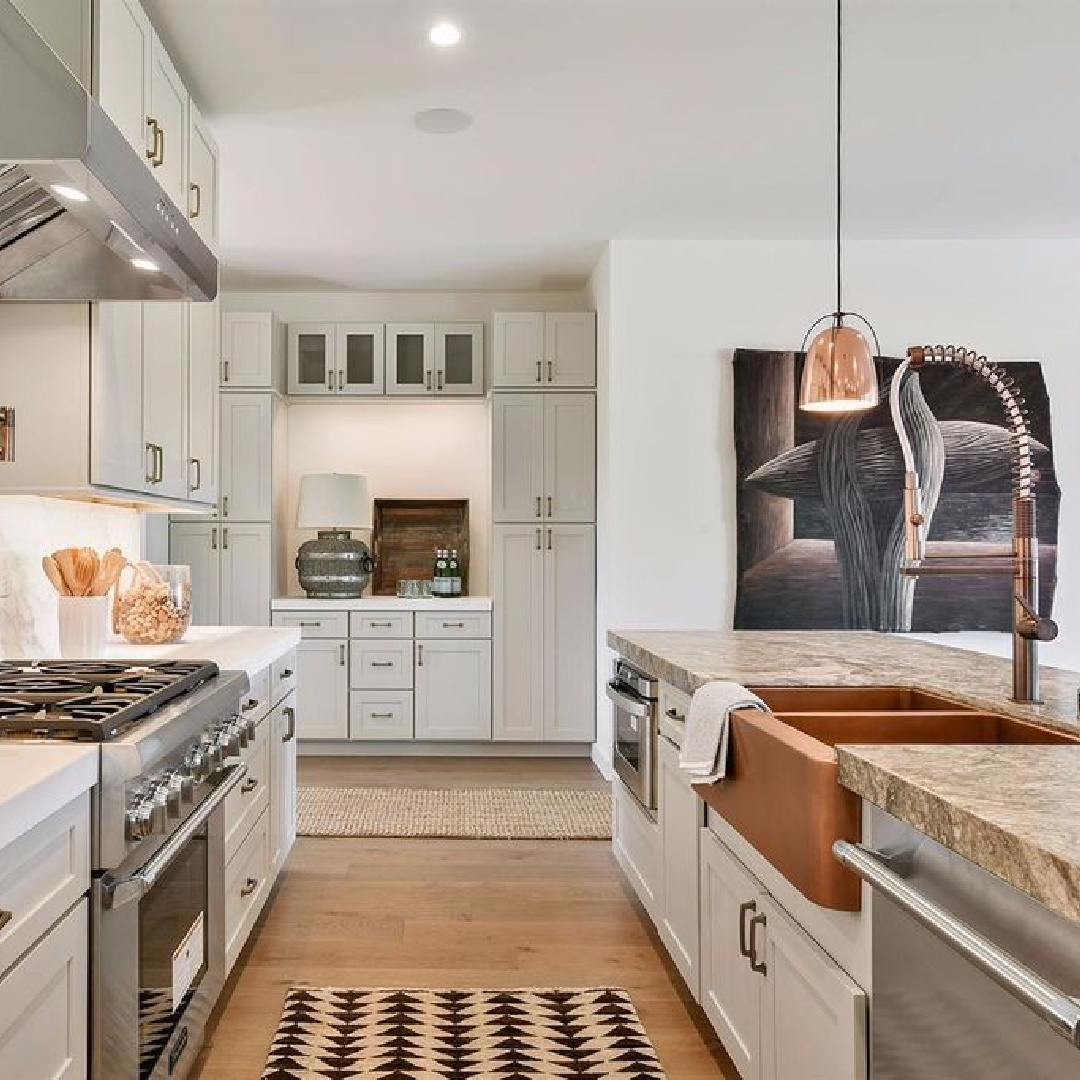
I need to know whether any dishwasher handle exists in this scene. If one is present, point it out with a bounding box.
[605,681,652,718]
[834,840,1080,1049]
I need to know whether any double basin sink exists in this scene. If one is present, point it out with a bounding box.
[692,686,1080,911]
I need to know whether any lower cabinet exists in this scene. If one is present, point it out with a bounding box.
[0,897,88,1080]
[169,521,272,626]
[699,827,867,1080]
[225,811,270,973]
[612,778,661,921]
[294,638,349,740]
[415,638,492,740]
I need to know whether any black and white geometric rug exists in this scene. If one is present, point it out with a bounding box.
[262,987,666,1078]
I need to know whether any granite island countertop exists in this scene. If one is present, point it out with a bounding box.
[608,630,1080,923]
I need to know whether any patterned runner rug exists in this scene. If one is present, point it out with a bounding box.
[297,786,612,840]
[262,987,665,1078]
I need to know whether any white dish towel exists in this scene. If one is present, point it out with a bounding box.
[679,681,767,784]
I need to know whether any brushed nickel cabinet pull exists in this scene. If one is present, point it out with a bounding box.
[369,621,393,628]
[547,495,553,516]
[222,528,229,550]
[442,621,465,629]
[535,360,542,383]
[327,369,333,390]
[370,661,395,668]
[211,527,217,551]
[240,877,258,898]
[155,445,164,484]
[298,620,322,628]
[240,777,258,794]
[222,495,229,517]
[190,457,201,491]
[339,644,346,666]
[437,369,444,391]
[189,182,201,219]
[425,369,433,391]
[0,909,11,932]
[221,359,230,383]
[145,442,156,484]
[0,406,15,462]
[547,360,553,382]
[546,528,552,551]
[535,528,541,551]
[535,496,542,518]
[283,705,295,742]
[145,116,160,161]
[155,124,165,167]
[738,900,756,958]
[280,668,294,679]
[370,711,395,720]
[417,644,424,668]
[748,912,767,975]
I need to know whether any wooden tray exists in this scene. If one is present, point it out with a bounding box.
[371,499,469,596]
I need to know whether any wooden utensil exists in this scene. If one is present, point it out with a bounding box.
[91,548,126,597]
[42,555,68,595]
[73,547,98,597]
[51,548,80,596]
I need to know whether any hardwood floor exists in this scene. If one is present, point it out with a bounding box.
[192,758,735,1079]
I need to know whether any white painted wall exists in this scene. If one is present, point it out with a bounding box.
[594,236,1080,758]
[0,497,143,655]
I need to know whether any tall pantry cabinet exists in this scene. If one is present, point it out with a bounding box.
[170,313,287,626]
[490,312,597,745]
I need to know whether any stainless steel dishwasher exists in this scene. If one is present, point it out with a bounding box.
[836,807,1080,1080]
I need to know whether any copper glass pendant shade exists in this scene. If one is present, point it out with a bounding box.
[798,0,879,414]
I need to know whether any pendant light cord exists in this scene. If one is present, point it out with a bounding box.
[835,0,843,316]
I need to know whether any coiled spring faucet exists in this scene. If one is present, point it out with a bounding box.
[890,344,1057,704]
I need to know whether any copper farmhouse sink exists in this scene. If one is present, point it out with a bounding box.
[693,686,1080,912]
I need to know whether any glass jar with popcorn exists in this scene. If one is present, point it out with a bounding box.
[113,563,192,645]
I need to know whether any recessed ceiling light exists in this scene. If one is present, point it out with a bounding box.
[428,21,461,47]
[413,107,473,135]
[51,184,89,202]
[130,257,159,272]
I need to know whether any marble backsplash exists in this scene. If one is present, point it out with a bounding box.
[0,496,143,656]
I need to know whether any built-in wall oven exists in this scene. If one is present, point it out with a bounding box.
[607,658,660,816]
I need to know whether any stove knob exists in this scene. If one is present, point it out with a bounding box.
[150,788,169,832]
[126,802,154,841]
[166,773,191,813]
[219,727,241,758]
[162,778,182,819]
[176,772,196,803]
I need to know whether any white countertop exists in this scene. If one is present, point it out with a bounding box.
[98,626,300,679]
[0,745,98,851]
[272,596,493,612]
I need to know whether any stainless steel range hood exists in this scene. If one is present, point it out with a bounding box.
[0,1,217,301]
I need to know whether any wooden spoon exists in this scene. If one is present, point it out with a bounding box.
[74,548,98,597]
[51,548,80,596]
[42,555,68,596]
[91,548,124,596]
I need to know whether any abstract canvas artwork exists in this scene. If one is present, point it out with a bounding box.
[733,348,1059,632]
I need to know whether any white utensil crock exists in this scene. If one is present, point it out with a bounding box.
[57,595,110,658]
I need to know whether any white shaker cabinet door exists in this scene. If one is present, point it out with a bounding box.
[543,393,596,522]
[415,639,492,741]
[219,522,271,626]
[169,522,220,625]
[492,394,545,523]
[187,297,220,505]
[761,896,868,1080]
[95,0,152,162]
[219,392,273,521]
[0,898,88,1080]
[545,312,596,387]
[270,691,298,873]
[700,828,766,1080]
[492,525,545,742]
[142,301,188,500]
[221,312,275,388]
[148,34,189,210]
[492,312,545,387]
[187,99,219,248]
[91,302,145,493]
[542,525,595,742]
[294,639,349,740]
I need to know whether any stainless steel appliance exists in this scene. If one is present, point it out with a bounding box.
[836,807,1080,1079]
[0,1,218,300]
[0,660,252,1080]
[607,658,660,815]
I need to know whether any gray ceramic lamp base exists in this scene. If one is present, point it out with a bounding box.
[295,530,375,598]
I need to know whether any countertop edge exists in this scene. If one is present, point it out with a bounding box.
[0,747,98,852]
[272,597,493,612]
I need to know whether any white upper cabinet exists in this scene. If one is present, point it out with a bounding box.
[148,35,189,210]
[385,324,435,396]
[492,395,545,523]
[219,522,272,626]
[91,303,145,493]
[95,0,153,161]
[187,100,220,249]
[219,393,273,521]
[142,302,188,500]
[338,324,385,395]
[287,323,385,396]
[493,312,596,388]
[187,298,219,504]
[169,522,221,625]
[434,323,484,395]
[221,312,280,388]
[287,323,335,395]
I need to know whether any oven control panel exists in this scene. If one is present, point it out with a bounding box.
[124,713,256,840]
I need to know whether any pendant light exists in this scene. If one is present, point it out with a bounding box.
[798,0,879,414]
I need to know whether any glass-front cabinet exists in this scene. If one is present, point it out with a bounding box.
[287,323,335,395]
[337,324,385,395]
[288,322,384,395]
[436,323,484,395]
[385,323,435,395]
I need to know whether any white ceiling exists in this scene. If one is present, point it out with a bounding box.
[145,0,1080,291]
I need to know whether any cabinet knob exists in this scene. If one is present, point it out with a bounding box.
[240,877,259,898]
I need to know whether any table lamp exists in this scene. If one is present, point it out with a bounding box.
[294,473,374,598]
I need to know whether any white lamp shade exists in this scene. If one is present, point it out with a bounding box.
[296,473,371,530]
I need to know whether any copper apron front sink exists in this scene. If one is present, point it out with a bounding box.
[693,687,1080,912]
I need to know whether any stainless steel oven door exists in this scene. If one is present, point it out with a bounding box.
[92,761,246,1080]
[608,680,657,814]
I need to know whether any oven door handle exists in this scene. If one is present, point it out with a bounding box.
[102,762,248,910]
[605,681,652,718]
[834,841,1080,1049]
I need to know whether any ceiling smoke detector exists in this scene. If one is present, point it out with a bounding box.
[413,108,473,135]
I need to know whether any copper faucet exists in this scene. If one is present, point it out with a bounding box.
[890,344,1057,704]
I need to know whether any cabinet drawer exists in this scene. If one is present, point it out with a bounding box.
[350,690,414,740]
[350,611,413,638]
[224,718,271,862]
[272,610,349,638]
[351,640,414,689]
[415,612,491,638]
[240,666,271,722]
[271,649,297,706]
[0,793,90,980]
[0,897,87,1080]
[225,810,269,973]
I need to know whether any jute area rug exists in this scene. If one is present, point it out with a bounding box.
[296,786,612,840]
[262,987,665,1078]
